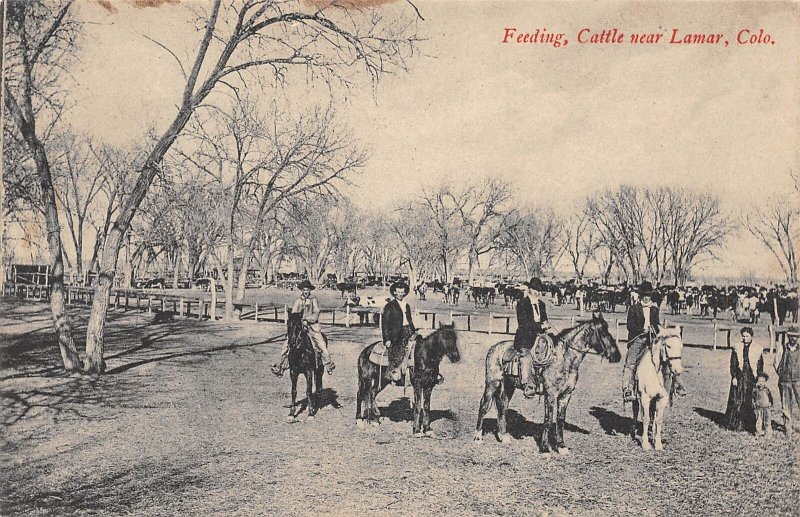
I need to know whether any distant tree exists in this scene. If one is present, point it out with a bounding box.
[745,184,799,286]
[496,206,565,279]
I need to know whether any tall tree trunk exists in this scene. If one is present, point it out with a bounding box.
[6,93,82,371]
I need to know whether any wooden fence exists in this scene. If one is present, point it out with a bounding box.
[12,283,790,350]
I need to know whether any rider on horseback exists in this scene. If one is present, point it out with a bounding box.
[621,281,687,402]
[382,281,420,382]
[271,280,335,377]
[514,277,554,398]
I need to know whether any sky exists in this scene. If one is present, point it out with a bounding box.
[64,0,799,281]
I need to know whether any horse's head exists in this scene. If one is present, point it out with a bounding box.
[286,310,304,348]
[656,327,684,375]
[432,324,460,363]
[588,312,622,363]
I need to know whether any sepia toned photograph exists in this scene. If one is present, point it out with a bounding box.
[1,0,798,515]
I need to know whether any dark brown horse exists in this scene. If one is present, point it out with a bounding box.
[286,310,324,421]
[475,313,621,454]
[356,325,460,436]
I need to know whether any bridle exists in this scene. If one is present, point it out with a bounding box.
[564,323,609,357]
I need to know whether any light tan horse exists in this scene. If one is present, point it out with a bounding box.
[633,327,684,450]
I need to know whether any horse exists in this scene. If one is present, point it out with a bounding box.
[356,325,460,436]
[285,310,325,421]
[474,312,621,454]
[630,327,684,450]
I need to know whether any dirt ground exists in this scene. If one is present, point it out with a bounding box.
[2,295,798,516]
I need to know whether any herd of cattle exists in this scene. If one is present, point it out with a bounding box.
[273,275,799,326]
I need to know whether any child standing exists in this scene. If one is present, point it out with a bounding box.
[752,372,773,437]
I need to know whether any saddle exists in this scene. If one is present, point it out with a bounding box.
[369,341,415,371]
[501,334,555,377]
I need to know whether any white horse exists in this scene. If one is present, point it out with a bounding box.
[633,328,684,450]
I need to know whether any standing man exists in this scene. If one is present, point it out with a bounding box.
[514,277,553,398]
[774,330,800,435]
[272,279,335,376]
[382,281,418,381]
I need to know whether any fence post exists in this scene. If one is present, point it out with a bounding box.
[450,310,454,325]
[467,314,471,332]
[768,323,775,355]
[713,320,718,351]
[489,312,493,335]
[284,303,288,323]
[346,304,350,328]
[254,303,259,322]
[148,296,153,314]
[332,309,336,326]
[615,318,620,342]
[67,287,72,305]
[180,298,185,316]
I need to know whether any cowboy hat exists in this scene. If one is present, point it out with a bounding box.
[524,277,545,292]
[389,281,410,295]
[298,280,316,290]
[636,281,654,296]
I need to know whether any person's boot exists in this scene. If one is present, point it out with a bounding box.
[271,356,289,377]
[520,351,537,398]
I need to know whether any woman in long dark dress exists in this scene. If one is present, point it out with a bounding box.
[725,327,765,432]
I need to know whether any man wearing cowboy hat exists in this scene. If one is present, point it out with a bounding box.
[271,279,335,376]
[621,281,686,402]
[514,277,554,398]
[382,280,419,382]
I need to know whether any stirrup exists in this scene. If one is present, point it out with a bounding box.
[325,362,336,374]
[622,387,635,402]
[523,384,538,399]
[271,364,284,377]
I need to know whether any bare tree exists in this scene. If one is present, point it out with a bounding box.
[83,0,421,371]
[496,206,565,279]
[4,0,83,370]
[360,210,397,280]
[655,186,729,286]
[417,182,469,282]
[745,190,798,286]
[453,178,513,284]
[391,204,438,288]
[564,204,601,281]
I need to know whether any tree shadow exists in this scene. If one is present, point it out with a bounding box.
[379,397,456,424]
[589,406,637,436]
[693,406,728,428]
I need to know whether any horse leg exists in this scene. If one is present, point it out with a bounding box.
[413,384,424,437]
[306,373,317,419]
[356,376,365,426]
[288,371,299,421]
[540,393,557,454]
[474,380,499,441]
[496,381,512,443]
[653,396,668,450]
[423,385,434,436]
[556,391,574,454]
[640,394,653,450]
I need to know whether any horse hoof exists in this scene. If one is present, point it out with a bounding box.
[307,415,315,421]
[414,432,424,438]
[557,447,571,456]
[654,443,664,451]
[286,415,295,422]
[473,431,483,442]
[498,433,510,444]
[540,452,552,458]
[356,419,365,429]
[370,420,380,428]
[424,430,436,438]
[642,443,652,450]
